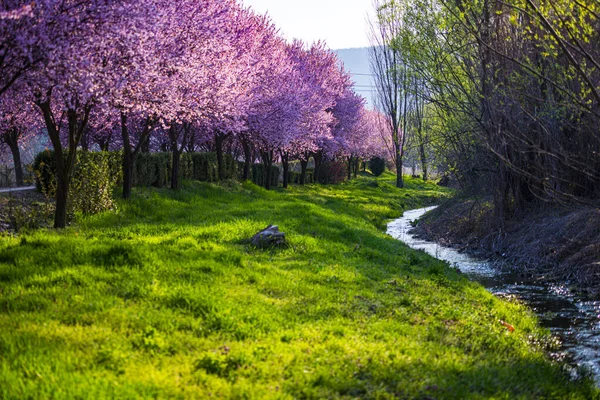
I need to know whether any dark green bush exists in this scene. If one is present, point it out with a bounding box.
[369,157,386,177]
[70,152,122,214]
[32,150,57,194]
[32,150,122,215]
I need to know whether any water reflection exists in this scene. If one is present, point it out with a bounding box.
[387,206,600,385]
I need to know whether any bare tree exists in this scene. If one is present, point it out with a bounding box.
[369,0,411,188]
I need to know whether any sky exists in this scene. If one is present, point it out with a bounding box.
[241,0,373,50]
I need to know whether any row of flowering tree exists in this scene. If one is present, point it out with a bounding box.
[1,0,389,228]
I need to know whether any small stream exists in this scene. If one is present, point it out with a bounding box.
[387,206,600,385]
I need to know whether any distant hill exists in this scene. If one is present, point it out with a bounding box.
[335,47,376,107]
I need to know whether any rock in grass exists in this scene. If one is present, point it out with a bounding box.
[251,225,286,248]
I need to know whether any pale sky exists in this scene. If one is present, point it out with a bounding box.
[242,0,373,50]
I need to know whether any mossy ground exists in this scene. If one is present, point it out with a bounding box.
[0,173,597,399]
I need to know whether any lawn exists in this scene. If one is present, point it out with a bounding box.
[0,173,597,399]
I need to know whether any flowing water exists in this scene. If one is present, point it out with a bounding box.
[387,206,600,385]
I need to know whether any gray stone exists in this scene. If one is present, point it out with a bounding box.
[251,225,286,248]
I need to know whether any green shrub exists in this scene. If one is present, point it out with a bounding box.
[70,152,122,214]
[32,150,122,215]
[32,150,57,194]
[34,150,239,210]
[369,157,386,177]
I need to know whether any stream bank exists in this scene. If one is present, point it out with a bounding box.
[388,207,600,386]
[411,198,600,297]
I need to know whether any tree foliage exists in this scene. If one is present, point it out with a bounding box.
[0,0,391,228]
[380,0,600,219]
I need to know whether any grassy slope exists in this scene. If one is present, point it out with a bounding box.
[0,173,597,399]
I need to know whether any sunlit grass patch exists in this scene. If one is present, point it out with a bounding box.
[0,175,597,398]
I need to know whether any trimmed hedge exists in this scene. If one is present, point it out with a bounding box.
[237,162,280,187]
[34,150,239,198]
[251,164,280,188]
[134,152,170,187]
[288,169,314,184]
[32,150,122,215]
[133,152,237,187]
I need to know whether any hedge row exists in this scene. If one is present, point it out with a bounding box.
[33,151,350,213]
[33,151,239,214]
[251,164,280,188]
[288,169,314,184]
[34,151,240,195]
[134,152,238,187]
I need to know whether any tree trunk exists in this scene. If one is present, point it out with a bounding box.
[215,133,225,181]
[261,151,273,190]
[98,138,110,152]
[300,158,308,185]
[347,156,353,180]
[5,129,23,186]
[123,153,134,200]
[80,129,89,151]
[313,151,323,184]
[121,113,134,200]
[54,172,70,229]
[36,98,90,229]
[353,158,359,178]
[187,134,195,153]
[169,126,181,190]
[242,139,252,181]
[419,143,428,181]
[171,149,180,190]
[396,144,404,188]
[141,132,150,153]
[281,151,289,189]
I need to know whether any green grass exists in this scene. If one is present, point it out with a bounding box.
[0,173,597,399]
